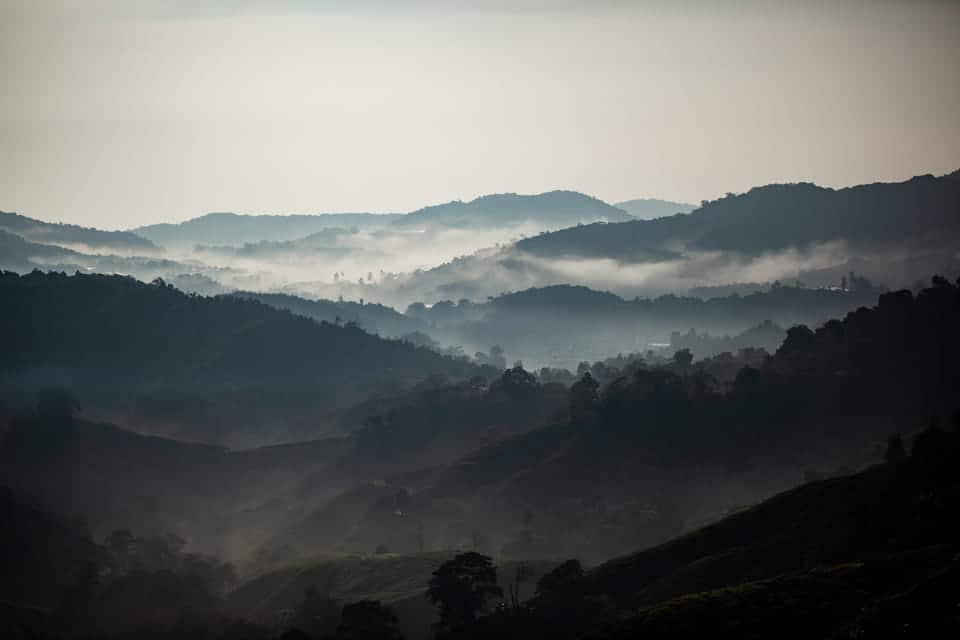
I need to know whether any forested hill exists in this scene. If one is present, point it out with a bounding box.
[398,278,960,562]
[517,170,960,260]
[0,271,480,442]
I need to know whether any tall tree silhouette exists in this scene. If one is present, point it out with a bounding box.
[426,552,502,632]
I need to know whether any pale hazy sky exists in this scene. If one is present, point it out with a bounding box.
[2,0,959,229]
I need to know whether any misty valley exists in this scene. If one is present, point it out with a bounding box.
[2,167,960,640]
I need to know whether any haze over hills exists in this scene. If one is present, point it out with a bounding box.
[366,170,960,307]
[405,281,885,369]
[5,0,960,634]
[135,212,403,250]
[7,173,954,313]
[5,277,957,639]
[3,170,960,640]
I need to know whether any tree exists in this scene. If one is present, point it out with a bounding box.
[495,366,540,402]
[535,559,583,599]
[885,434,907,462]
[294,585,340,638]
[672,348,693,368]
[507,564,536,609]
[335,600,403,640]
[426,552,503,631]
[569,373,599,423]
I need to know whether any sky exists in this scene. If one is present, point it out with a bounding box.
[2,0,959,230]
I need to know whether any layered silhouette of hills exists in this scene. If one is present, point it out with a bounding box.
[0,229,86,269]
[371,171,959,305]
[133,192,632,251]
[380,278,960,561]
[0,211,158,254]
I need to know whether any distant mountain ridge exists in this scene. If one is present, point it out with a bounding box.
[394,190,631,229]
[135,211,401,249]
[518,171,960,260]
[614,198,696,219]
[0,211,157,254]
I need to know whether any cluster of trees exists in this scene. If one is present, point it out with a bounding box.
[669,320,785,359]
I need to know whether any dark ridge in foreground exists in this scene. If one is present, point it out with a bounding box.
[447,426,960,639]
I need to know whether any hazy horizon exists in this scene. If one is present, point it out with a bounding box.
[3,0,959,230]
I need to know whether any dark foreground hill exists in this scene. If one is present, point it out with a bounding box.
[447,427,960,639]
[0,271,481,444]
[4,427,957,640]
[0,412,350,561]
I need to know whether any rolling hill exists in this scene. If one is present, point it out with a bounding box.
[231,291,426,339]
[0,271,480,444]
[519,171,960,260]
[135,212,401,250]
[448,426,960,639]
[1,211,158,254]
